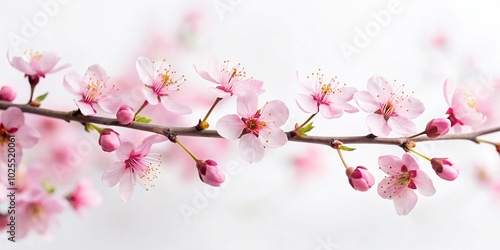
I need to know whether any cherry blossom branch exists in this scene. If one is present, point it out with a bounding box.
[1,101,499,148]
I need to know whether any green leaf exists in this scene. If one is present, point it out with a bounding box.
[297,122,315,137]
[339,145,356,151]
[35,92,49,102]
[135,116,153,123]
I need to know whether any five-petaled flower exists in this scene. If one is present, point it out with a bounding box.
[136,56,192,114]
[101,134,167,202]
[378,153,436,215]
[354,76,424,136]
[296,70,358,118]
[0,107,40,163]
[8,50,69,85]
[443,79,486,133]
[194,56,264,98]
[64,64,120,116]
[217,93,289,163]
[66,179,102,214]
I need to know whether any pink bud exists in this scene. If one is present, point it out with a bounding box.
[431,158,459,181]
[196,159,225,187]
[116,105,135,125]
[425,118,451,138]
[346,166,375,191]
[98,128,121,152]
[0,86,16,102]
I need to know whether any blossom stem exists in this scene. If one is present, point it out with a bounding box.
[407,148,432,161]
[27,85,35,104]
[408,131,426,139]
[476,139,498,145]
[298,112,318,129]
[175,139,198,161]
[134,100,149,118]
[201,97,222,123]
[336,148,350,169]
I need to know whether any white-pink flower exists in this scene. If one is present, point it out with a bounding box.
[194,56,264,98]
[8,50,69,84]
[64,64,120,116]
[0,107,40,163]
[101,134,167,202]
[136,56,192,114]
[66,179,102,214]
[443,79,486,133]
[16,187,65,239]
[296,71,358,118]
[354,76,425,136]
[216,93,289,163]
[378,153,436,215]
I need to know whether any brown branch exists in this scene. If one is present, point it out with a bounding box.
[1,101,499,147]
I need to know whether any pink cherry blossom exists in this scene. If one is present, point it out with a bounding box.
[354,76,425,136]
[216,93,289,163]
[0,107,40,163]
[425,118,451,138]
[101,134,167,202]
[196,159,225,187]
[66,179,102,214]
[136,56,192,114]
[0,86,16,102]
[431,158,459,181]
[346,166,375,192]
[443,79,486,133]
[296,71,358,118]
[194,56,264,98]
[16,187,65,239]
[378,153,436,215]
[63,64,120,116]
[8,50,69,85]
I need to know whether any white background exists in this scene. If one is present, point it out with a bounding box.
[1,0,500,249]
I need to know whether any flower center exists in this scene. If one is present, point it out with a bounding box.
[28,203,44,219]
[0,124,17,146]
[395,165,417,189]
[150,60,184,96]
[26,50,43,60]
[242,113,265,135]
[462,92,479,112]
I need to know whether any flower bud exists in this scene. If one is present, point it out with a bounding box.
[116,105,135,125]
[196,159,225,187]
[346,166,375,191]
[425,118,451,138]
[98,128,121,152]
[0,86,16,102]
[431,158,459,181]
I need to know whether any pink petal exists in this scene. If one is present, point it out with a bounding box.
[378,177,405,199]
[260,100,289,127]
[443,79,453,106]
[387,116,416,135]
[378,155,404,175]
[119,171,135,202]
[76,100,96,116]
[116,142,134,162]
[37,52,60,73]
[413,170,436,197]
[63,71,83,95]
[194,64,217,83]
[319,104,344,119]
[393,188,418,215]
[237,93,258,117]
[296,94,318,114]
[102,162,126,187]
[353,91,380,113]
[208,87,231,98]
[9,56,36,75]
[366,114,391,136]
[16,125,40,148]
[259,127,287,148]
[367,76,392,103]
[337,102,359,113]
[98,95,121,114]
[142,87,159,105]
[42,197,64,213]
[402,153,419,171]
[296,71,315,94]
[136,56,154,85]
[136,134,167,156]
[233,79,264,96]
[239,133,265,163]
[1,107,25,129]
[160,98,192,114]
[206,56,224,84]
[395,97,425,119]
[216,115,245,139]
[83,64,107,84]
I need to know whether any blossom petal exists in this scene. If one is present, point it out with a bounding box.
[98,95,121,114]
[83,64,107,84]
[378,155,404,175]
[259,127,287,148]
[387,116,416,135]
[194,64,217,83]
[160,98,192,114]
[142,87,159,105]
[239,133,264,163]
[1,107,25,129]
[395,98,425,119]
[413,170,436,197]
[216,115,245,139]
[102,162,126,187]
[319,104,344,119]
[63,71,83,95]
[296,94,318,114]
[393,188,418,215]
[237,93,258,117]
[232,79,264,97]
[136,56,154,85]
[377,177,404,199]
[136,134,168,156]
[206,56,224,84]
[208,87,232,98]
[116,142,135,162]
[402,153,419,171]
[367,76,392,103]
[38,52,60,73]
[119,171,135,203]
[443,79,453,106]
[260,100,289,127]
[76,101,96,116]
[354,91,380,113]
[296,71,315,94]
[9,56,36,75]
[16,125,40,148]
[366,114,391,136]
